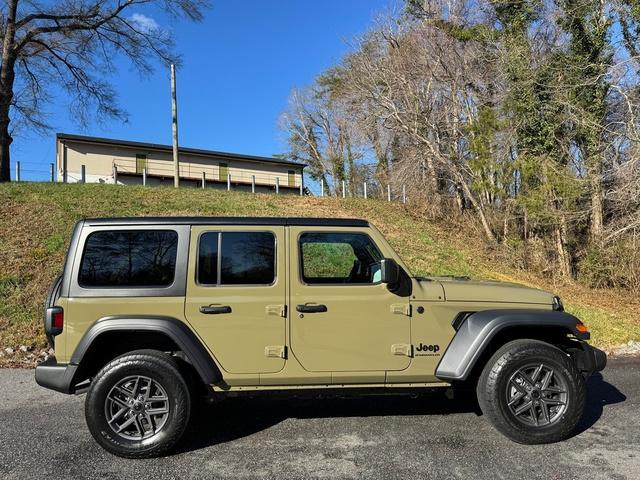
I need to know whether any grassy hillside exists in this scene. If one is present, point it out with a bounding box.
[1,182,638,366]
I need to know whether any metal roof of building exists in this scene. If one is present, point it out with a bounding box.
[57,133,306,168]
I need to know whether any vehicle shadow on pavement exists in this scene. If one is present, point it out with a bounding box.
[175,373,627,454]
[176,390,479,454]
[574,372,626,435]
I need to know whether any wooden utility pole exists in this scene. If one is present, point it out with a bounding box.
[170,64,180,188]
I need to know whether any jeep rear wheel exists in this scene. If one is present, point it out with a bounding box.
[477,339,585,444]
[85,350,191,458]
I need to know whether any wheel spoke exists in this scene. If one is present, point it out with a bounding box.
[114,385,133,398]
[146,407,169,416]
[541,369,553,390]
[131,377,141,397]
[516,373,535,388]
[542,398,566,406]
[530,404,539,426]
[145,413,156,434]
[133,415,144,437]
[142,377,152,401]
[148,395,168,402]
[110,395,130,409]
[543,386,566,394]
[539,402,550,424]
[508,390,526,406]
[514,400,533,416]
[115,415,137,433]
[510,379,528,395]
[531,364,544,383]
[108,406,129,424]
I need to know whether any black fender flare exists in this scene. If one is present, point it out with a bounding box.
[70,316,220,386]
[435,309,588,381]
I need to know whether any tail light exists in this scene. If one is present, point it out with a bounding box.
[45,306,64,336]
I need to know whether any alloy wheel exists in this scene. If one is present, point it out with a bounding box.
[105,375,170,441]
[506,363,568,427]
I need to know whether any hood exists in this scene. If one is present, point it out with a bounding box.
[423,277,554,305]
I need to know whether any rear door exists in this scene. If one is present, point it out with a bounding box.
[288,226,411,379]
[185,226,287,374]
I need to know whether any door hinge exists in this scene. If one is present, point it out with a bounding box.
[264,345,287,359]
[391,343,413,357]
[390,303,411,316]
[265,304,287,317]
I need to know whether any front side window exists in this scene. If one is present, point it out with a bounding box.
[198,232,275,286]
[79,230,178,288]
[300,232,383,284]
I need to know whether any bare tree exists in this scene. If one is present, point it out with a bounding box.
[279,0,640,286]
[0,0,209,181]
[281,88,363,196]
[334,14,501,241]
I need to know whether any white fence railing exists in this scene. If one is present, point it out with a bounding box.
[12,161,408,203]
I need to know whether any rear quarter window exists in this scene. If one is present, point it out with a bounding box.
[79,230,178,288]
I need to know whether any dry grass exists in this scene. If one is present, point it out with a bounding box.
[1,182,638,366]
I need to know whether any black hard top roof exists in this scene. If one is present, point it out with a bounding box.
[83,217,369,227]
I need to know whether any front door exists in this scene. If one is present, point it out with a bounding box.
[185,226,286,374]
[288,227,411,376]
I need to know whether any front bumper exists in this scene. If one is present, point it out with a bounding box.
[571,343,607,377]
[35,357,78,394]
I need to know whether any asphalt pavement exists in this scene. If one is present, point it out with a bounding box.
[0,358,638,479]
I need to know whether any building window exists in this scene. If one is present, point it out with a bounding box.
[79,230,178,288]
[219,163,228,182]
[288,170,295,187]
[135,154,147,174]
[198,232,276,286]
[299,232,383,285]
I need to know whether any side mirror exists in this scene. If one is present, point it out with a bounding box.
[380,258,400,285]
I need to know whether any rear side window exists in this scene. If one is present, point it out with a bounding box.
[198,232,275,285]
[79,230,178,288]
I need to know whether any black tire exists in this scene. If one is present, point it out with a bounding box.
[476,339,585,444]
[85,349,191,458]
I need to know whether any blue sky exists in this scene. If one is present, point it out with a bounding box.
[14,0,394,180]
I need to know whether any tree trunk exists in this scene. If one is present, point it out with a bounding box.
[345,141,355,196]
[459,178,497,243]
[425,156,438,194]
[590,175,604,241]
[0,121,12,182]
[0,0,19,182]
[454,184,465,213]
[554,216,573,279]
[372,129,389,179]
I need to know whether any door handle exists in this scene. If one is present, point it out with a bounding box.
[199,305,232,314]
[296,303,327,313]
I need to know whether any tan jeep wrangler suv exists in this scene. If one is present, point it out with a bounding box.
[36,217,606,457]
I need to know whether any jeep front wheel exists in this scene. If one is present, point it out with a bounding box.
[85,349,191,458]
[477,339,586,444]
